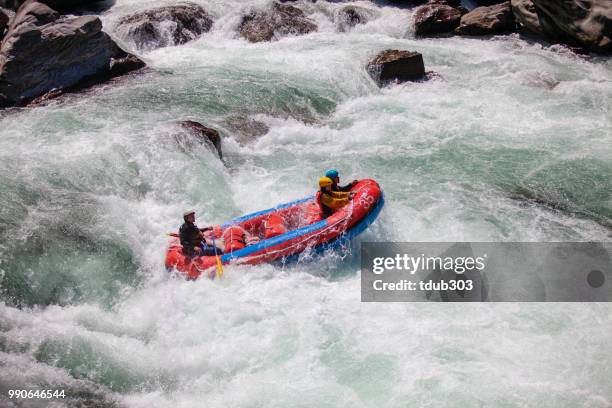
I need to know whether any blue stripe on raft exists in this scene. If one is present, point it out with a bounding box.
[220,195,314,228]
[221,218,329,263]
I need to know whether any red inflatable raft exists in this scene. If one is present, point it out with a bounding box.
[165,179,384,279]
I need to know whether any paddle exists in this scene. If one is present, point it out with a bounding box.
[211,235,224,278]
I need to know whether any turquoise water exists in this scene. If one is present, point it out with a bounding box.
[0,0,611,407]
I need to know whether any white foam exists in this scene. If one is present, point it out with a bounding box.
[0,0,611,405]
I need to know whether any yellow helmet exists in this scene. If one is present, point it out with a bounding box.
[319,177,333,188]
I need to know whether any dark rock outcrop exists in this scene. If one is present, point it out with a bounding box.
[414,4,461,36]
[427,0,462,7]
[115,3,213,51]
[1,8,9,35]
[428,0,468,15]
[511,0,604,51]
[177,120,223,159]
[0,0,102,11]
[385,0,428,5]
[239,2,317,42]
[335,5,372,32]
[511,0,612,52]
[455,2,516,35]
[0,1,145,108]
[473,0,508,5]
[530,0,611,52]
[367,49,426,85]
[511,0,555,37]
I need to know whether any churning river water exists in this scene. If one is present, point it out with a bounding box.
[1,0,611,407]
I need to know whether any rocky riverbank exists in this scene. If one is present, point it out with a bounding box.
[0,0,144,107]
[412,0,611,53]
[2,0,609,110]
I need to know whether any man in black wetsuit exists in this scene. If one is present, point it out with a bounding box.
[179,211,222,257]
[325,169,358,192]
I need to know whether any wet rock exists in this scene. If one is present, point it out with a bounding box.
[455,1,516,35]
[367,49,426,85]
[0,0,17,8]
[0,8,8,35]
[0,0,102,11]
[511,0,612,53]
[456,6,469,15]
[473,0,508,5]
[108,53,145,77]
[530,0,611,53]
[511,0,552,36]
[0,1,145,108]
[223,115,269,145]
[425,1,468,15]
[177,120,223,159]
[429,0,468,15]
[115,2,213,51]
[239,2,317,43]
[427,0,461,7]
[385,0,428,5]
[414,4,461,36]
[335,5,373,32]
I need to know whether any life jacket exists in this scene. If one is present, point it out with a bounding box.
[179,221,203,256]
[222,226,247,253]
[316,190,333,218]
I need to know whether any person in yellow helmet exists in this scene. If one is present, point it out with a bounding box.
[316,176,355,218]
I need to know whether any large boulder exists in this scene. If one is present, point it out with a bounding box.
[367,49,426,85]
[511,0,554,36]
[455,2,516,35]
[0,1,144,107]
[531,0,611,52]
[239,2,317,42]
[511,0,611,52]
[115,3,213,51]
[414,4,462,36]
[177,120,222,159]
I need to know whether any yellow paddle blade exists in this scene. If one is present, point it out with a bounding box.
[215,256,224,278]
